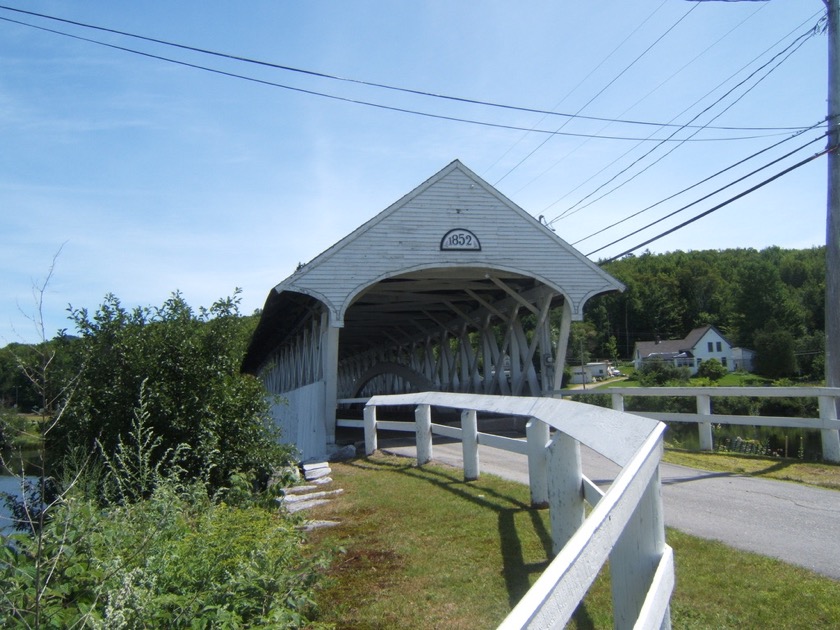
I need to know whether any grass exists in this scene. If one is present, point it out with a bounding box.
[662,448,840,490]
[0,412,44,450]
[307,453,840,629]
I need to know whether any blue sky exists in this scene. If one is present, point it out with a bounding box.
[0,1,829,345]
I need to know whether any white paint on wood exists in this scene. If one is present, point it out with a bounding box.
[610,451,667,628]
[364,392,670,629]
[366,392,659,467]
[499,426,666,629]
[634,545,674,630]
[462,409,479,480]
[270,382,326,462]
[819,395,840,463]
[547,431,585,556]
[431,423,463,440]
[477,431,530,455]
[696,394,713,452]
[277,162,623,324]
[363,405,377,455]
[322,314,341,443]
[582,475,605,507]
[415,403,433,465]
[526,418,549,507]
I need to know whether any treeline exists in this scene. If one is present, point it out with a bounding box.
[580,246,826,379]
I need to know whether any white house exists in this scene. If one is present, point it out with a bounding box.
[569,362,613,385]
[633,325,737,375]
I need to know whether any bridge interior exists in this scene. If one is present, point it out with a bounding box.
[251,266,569,406]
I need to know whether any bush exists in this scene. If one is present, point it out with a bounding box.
[637,359,691,387]
[50,291,292,492]
[696,358,727,381]
[2,409,328,628]
[0,479,328,628]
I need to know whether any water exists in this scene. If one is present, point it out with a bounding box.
[1,473,23,535]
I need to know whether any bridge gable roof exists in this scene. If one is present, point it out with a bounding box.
[274,159,622,322]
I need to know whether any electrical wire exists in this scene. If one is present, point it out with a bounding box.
[492,2,701,186]
[513,1,777,203]
[483,0,672,178]
[574,120,827,246]
[585,131,827,256]
[598,146,831,263]
[549,20,821,224]
[0,4,812,135]
[549,16,817,225]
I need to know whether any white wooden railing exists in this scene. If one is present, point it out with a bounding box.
[559,386,840,463]
[341,392,673,629]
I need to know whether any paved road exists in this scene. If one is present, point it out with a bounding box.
[382,439,840,580]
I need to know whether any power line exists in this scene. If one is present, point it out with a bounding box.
[549,19,821,223]
[599,146,831,263]
[483,0,672,178]
[493,2,702,186]
[0,4,812,136]
[574,121,827,247]
[586,132,827,256]
[514,1,776,204]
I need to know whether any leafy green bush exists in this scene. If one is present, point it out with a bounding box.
[636,359,690,387]
[696,358,727,381]
[1,479,328,628]
[50,291,292,492]
[2,402,328,628]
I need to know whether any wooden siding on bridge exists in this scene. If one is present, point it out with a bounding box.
[275,161,622,322]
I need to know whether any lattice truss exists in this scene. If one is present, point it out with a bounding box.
[339,296,559,399]
[260,275,566,400]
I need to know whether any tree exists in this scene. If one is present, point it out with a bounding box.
[51,290,291,492]
[753,324,798,379]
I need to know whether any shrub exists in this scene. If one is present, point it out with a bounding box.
[0,479,328,628]
[50,291,293,493]
[1,406,328,628]
[637,359,690,387]
[696,358,727,381]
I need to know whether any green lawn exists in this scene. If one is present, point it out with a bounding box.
[307,454,840,629]
[663,448,840,490]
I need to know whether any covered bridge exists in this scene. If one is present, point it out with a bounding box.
[242,160,624,460]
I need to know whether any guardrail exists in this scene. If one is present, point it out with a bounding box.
[557,386,840,463]
[345,392,672,629]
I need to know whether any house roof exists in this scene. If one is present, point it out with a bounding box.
[634,325,732,360]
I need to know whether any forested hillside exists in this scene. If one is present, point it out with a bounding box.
[581,246,826,379]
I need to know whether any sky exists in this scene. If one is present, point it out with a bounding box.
[0,1,831,345]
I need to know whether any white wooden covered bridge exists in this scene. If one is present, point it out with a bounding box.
[242,160,624,460]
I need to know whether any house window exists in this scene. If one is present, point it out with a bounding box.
[716,341,722,352]
[721,357,727,367]
[707,342,713,352]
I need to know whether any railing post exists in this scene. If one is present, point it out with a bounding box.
[462,408,479,480]
[696,394,713,452]
[547,430,585,556]
[526,417,549,508]
[819,395,840,463]
[612,392,624,412]
[610,440,671,630]
[415,403,433,465]
[364,404,377,455]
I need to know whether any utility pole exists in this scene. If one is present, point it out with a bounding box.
[826,0,840,412]
[824,0,840,462]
